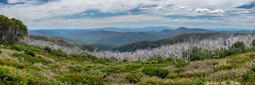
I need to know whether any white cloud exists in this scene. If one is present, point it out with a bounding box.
[173,19,178,22]
[0,0,254,29]
[194,8,224,14]
[155,6,164,10]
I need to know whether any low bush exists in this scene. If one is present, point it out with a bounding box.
[137,79,165,85]
[10,44,24,51]
[166,72,178,79]
[167,81,204,85]
[174,69,185,74]
[244,72,255,85]
[0,66,26,85]
[51,49,68,57]
[244,66,255,85]
[217,65,234,70]
[122,64,141,72]
[137,80,204,85]
[175,60,189,68]
[80,54,98,61]
[43,46,52,53]
[93,59,108,64]
[43,47,67,57]
[252,66,255,72]
[24,50,36,57]
[71,66,90,72]
[101,66,122,74]
[123,58,130,62]
[142,67,169,78]
[125,73,143,83]
[59,74,105,85]
[13,53,49,64]
[0,58,25,69]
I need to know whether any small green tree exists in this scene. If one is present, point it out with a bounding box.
[252,39,255,47]
[185,47,211,61]
[231,41,246,51]
[0,15,27,45]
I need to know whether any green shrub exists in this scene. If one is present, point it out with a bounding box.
[43,46,52,53]
[246,81,255,85]
[101,66,122,74]
[25,45,42,53]
[166,72,178,79]
[214,48,227,57]
[0,66,26,85]
[125,73,143,83]
[93,59,107,64]
[252,39,255,47]
[71,66,90,72]
[122,64,141,72]
[123,58,130,62]
[142,67,169,78]
[226,41,246,55]
[25,50,36,57]
[252,66,255,72]
[244,72,255,85]
[10,44,24,51]
[0,50,2,54]
[82,75,105,85]
[80,54,98,60]
[183,47,210,61]
[174,69,185,74]
[44,47,68,57]
[0,58,25,69]
[167,81,204,85]
[137,79,165,85]
[138,80,204,85]
[176,60,189,68]
[232,41,246,50]
[59,74,105,85]
[13,53,49,64]
[217,65,234,70]
[51,49,67,57]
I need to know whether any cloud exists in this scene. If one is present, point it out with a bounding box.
[173,19,178,22]
[0,0,254,29]
[194,8,224,14]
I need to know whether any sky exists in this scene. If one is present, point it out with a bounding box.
[0,0,255,29]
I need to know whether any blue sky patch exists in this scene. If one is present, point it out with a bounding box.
[237,1,255,9]
[0,0,7,4]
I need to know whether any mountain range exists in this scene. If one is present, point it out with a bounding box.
[29,27,253,50]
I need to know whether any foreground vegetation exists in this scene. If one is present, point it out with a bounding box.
[0,42,255,85]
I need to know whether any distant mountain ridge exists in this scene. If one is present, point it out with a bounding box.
[29,27,253,50]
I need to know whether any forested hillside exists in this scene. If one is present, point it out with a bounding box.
[112,32,226,52]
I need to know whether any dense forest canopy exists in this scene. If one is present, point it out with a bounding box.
[0,15,28,45]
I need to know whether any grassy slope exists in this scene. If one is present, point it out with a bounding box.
[0,44,255,85]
